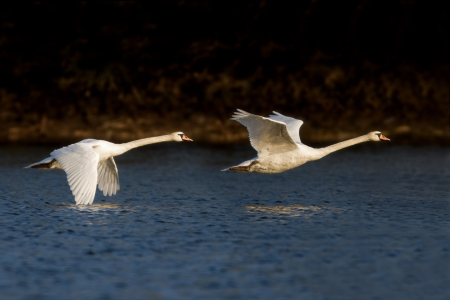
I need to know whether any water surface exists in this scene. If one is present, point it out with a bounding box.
[0,144,449,300]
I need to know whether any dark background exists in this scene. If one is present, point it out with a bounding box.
[0,1,448,144]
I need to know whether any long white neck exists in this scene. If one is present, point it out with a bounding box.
[115,134,176,156]
[313,134,371,160]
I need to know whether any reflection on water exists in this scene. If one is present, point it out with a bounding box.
[68,202,123,211]
[50,202,125,213]
[246,204,331,217]
[52,203,159,226]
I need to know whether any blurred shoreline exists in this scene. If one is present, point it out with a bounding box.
[1,2,448,145]
[2,114,449,146]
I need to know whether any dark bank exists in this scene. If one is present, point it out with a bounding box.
[0,1,448,144]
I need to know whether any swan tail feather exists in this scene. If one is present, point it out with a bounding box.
[222,160,259,173]
[228,165,251,172]
[24,157,56,169]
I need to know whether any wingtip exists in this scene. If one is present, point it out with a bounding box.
[235,108,250,115]
[231,109,251,120]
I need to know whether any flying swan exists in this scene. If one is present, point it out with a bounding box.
[223,109,389,173]
[25,132,193,205]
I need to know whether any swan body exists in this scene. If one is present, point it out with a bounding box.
[223,109,389,174]
[25,132,193,205]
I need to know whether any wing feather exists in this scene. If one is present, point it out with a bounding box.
[112,174,117,195]
[51,143,99,205]
[97,163,106,191]
[76,175,90,203]
[231,109,298,157]
[110,171,115,196]
[69,175,84,193]
[97,157,120,197]
[268,111,304,144]
[110,172,115,196]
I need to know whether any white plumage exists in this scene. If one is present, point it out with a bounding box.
[25,132,192,205]
[97,157,120,197]
[51,142,100,205]
[231,109,299,157]
[225,109,390,173]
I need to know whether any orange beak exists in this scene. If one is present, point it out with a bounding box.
[379,134,390,141]
[182,135,193,141]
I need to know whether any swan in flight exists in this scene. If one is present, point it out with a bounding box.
[25,132,193,205]
[223,109,389,173]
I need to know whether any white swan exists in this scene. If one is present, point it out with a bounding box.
[223,109,389,173]
[25,132,193,205]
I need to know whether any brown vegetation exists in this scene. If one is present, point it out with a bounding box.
[0,1,448,144]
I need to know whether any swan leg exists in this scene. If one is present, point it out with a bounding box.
[229,160,259,172]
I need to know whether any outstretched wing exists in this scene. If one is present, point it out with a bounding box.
[232,109,298,157]
[268,111,303,144]
[51,143,99,205]
[97,157,120,196]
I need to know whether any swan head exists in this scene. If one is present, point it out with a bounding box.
[368,131,390,141]
[171,132,193,142]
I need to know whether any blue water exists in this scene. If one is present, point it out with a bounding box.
[0,144,449,300]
